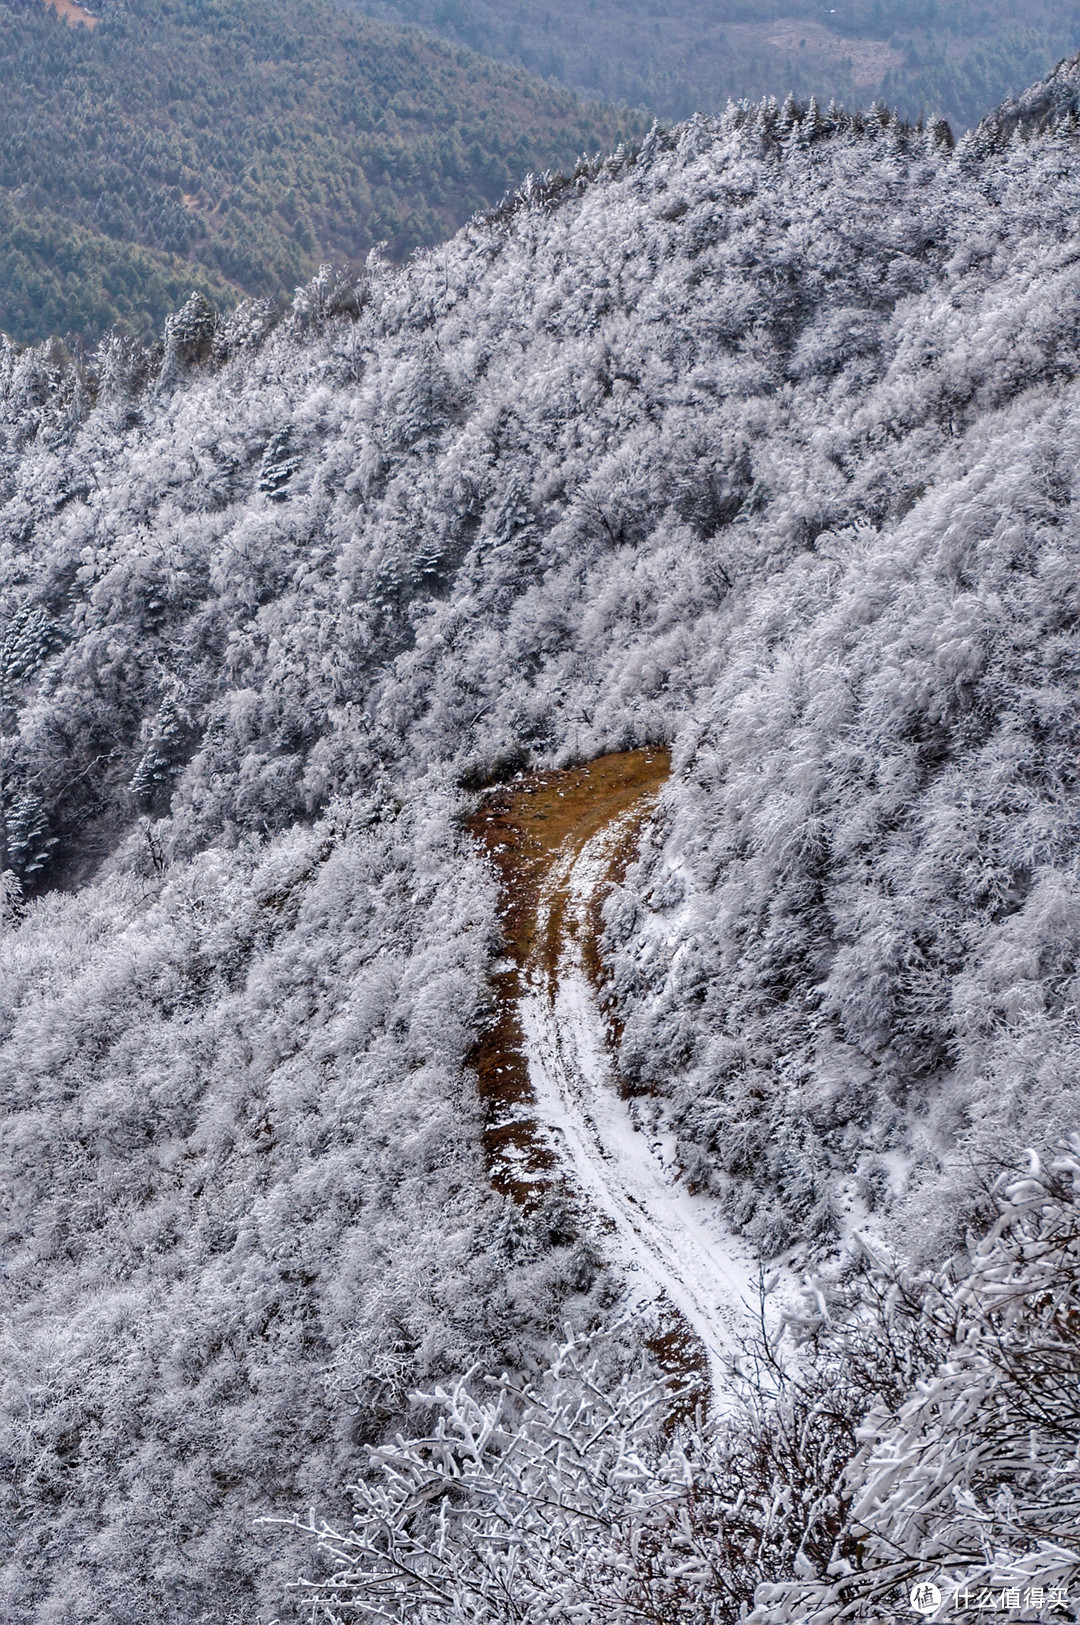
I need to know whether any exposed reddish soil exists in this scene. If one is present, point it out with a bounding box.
[468,748,714,1406]
[42,0,99,27]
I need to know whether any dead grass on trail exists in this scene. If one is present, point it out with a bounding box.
[466,747,670,1203]
[42,0,99,27]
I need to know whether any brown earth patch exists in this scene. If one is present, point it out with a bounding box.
[468,746,713,1401]
[466,747,669,1202]
[43,0,98,27]
[727,18,901,94]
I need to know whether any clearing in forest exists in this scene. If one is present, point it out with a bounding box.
[43,0,98,26]
[469,748,764,1400]
[467,748,671,1199]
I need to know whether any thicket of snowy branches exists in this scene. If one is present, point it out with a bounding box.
[4,54,1080,1621]
[0,793,610,1620]
[289,1147,1080,1624]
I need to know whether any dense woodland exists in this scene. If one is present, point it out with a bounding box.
[0,0,641,345]
[355,0,1080,129]
[4,0,1077,347]
[1,47,1080,1625]
[0,192,238,348]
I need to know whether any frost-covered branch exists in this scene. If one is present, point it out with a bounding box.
[286,1149,1080,1624]
[752,1143,1080,1621]
[278,1332,717,1624]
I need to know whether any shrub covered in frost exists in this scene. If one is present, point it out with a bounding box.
[291,1147,1080,1624]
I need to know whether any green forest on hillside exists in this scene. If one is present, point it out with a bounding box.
[355,0,1080,129]
[0,0,644,346]
[0,194,238,347]
[4,0,1071,349]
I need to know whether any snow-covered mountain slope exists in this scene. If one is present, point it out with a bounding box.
[5,72,1080,1621]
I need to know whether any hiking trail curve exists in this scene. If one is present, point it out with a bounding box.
[468,749,764,1399]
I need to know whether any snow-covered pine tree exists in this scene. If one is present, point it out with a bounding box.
[128,691,193,812]
[258,427,302,501]
[0,603,62,876]
[158,291,217,389]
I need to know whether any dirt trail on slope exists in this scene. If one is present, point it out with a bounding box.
[468,748,763,1401]
[466,748,670,1201]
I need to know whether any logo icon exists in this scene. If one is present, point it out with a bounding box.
[910,1582,942,1615]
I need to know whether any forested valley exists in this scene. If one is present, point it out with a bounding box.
[0,0,642,346]
[355,0,1080,132]
[6,0,1079,350]
[1,40,1079,1625]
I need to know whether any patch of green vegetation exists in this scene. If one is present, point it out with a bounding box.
[0,191,239,346]
[877,29,1076,127]
[0,0,645,346]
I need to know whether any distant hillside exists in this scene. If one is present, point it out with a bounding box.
[0,192,240,346]
[0,0,644,346]
[353,0,1080,129]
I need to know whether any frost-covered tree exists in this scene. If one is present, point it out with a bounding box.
[259,427,302,502]
[158,291,218,389]
[289,1150,1080,1625]
[281,1336,699,1625]
[752,1145,1080,1621]
[0,602,61,878]
[128,689,194,811]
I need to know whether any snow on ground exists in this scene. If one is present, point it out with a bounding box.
[518,807,776,1401]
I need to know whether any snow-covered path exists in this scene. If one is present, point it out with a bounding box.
[518,806,762,1400]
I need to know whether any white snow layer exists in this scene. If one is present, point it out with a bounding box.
[518,808,767,1400]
